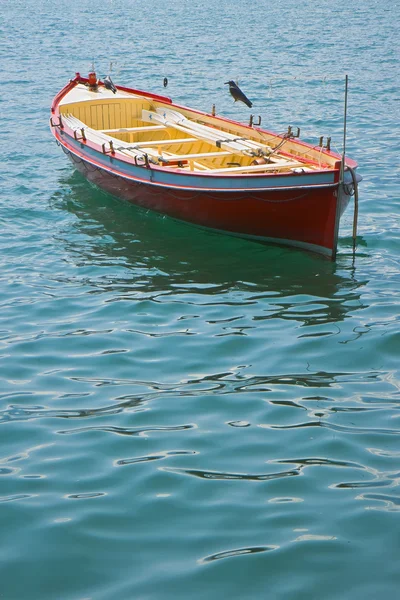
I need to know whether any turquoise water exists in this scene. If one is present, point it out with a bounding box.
[1,1,399,598]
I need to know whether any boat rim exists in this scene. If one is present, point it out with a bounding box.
[50,73,359,179]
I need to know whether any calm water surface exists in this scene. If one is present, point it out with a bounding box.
[1,1,399,598]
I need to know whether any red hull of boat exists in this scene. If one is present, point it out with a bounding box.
[67,149,349,257]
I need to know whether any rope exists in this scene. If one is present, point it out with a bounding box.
[347,166,359,253]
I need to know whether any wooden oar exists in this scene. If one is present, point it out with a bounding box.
[142,110,247,154]
[148,109,316,169]
[154,108,277,155]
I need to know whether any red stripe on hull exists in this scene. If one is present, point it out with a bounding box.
[69,153,345,254]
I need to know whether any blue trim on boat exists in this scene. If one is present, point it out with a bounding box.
[58,131,338,193]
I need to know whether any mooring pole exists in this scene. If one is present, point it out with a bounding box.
[340,74,348,184]
[339,75,358,256]
[343,76,358,254]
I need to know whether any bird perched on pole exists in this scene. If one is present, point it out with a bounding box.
[104,75,117,94]
[225,80,252,108]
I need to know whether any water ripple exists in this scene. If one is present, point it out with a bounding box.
[266,420,400,436]
[66,492,106,500]
[0,493,37,503]
[358,493,400,512]
[116,450,197,466]
[57,424,196,437]
[199,545,279,564]
[160,466,301,481]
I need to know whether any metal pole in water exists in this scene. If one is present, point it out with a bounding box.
[340,74,348,184]
[340,75,358,256]
[343,75,359,254]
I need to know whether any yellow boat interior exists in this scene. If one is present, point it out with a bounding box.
[59,84,338,174]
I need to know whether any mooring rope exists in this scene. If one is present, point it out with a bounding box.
[347,166,359,252]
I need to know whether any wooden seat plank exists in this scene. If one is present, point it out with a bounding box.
[100,125,166,133]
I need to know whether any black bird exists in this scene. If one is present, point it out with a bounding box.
[104,75,117,94]
[225,80,252,108]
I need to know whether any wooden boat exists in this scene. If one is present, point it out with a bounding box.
[50,72,361,259]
